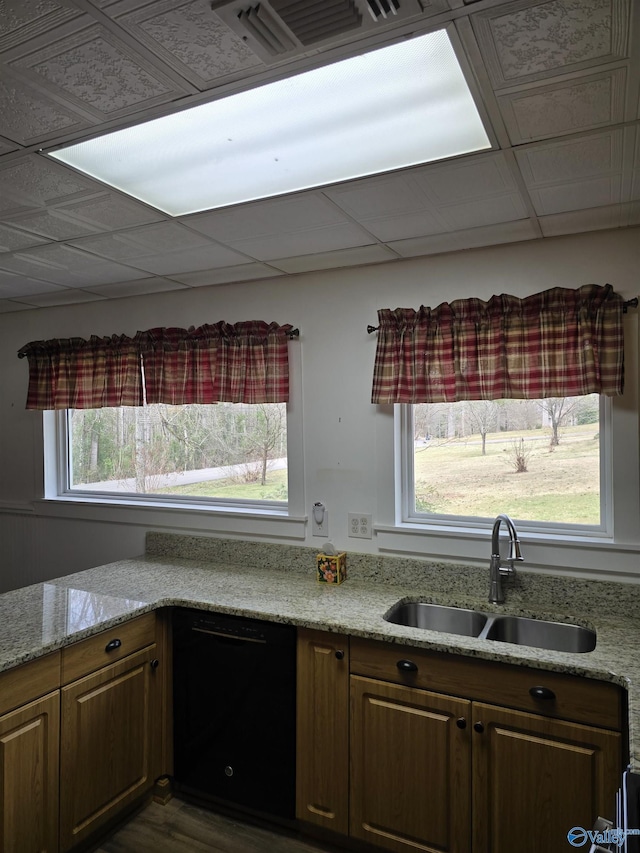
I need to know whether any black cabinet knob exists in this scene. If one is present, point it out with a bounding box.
[473,721,485,733]
[396,659,418,673]
[335,650,345,660]
[529,686,556,701]
[456,717,467,729]
[105,638,122,653]
[150,659,160,670]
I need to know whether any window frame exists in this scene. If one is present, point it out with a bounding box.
[374,314,640,581]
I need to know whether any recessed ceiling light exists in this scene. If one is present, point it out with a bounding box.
[48,28,491,217]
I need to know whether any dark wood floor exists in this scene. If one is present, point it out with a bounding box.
[93,799,346,853]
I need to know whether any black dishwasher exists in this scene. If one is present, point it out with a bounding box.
[172,608,297,822]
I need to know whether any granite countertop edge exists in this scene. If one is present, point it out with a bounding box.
[1,552,638,771]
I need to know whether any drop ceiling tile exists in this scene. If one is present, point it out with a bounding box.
[531,175,623,215]
[228,224,376,262]
[348,211,449,242]
[497,68,627,144]
[270,244,397,274]
[538,203,627,235]
[55,193,165,231]
[109,0,263,88]
[0,70,91,145]
[0,299,37,313]
[515,130,624,185]
[171,264,278,286]
[15,288,107,307]
[3,208,102,240]
[387,219,539,257]
[182,193,358,243]
[0,223,48,252]
[438,194,530,229]
[0,0,80,53]
[472,0,630,89]
[412,154,519,204]
[126,243,249,274]
[323,172,435,219]
[70,221,228,260]
[0,243,150,285]
[81,277,189,298]
[9,23,186,116]
[0,155,100,207]
[0,269,64,298]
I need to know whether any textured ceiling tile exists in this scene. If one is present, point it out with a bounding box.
[0,71,89,144]
[227,223,376,261]
[473,0,629,88]
[387,220,539,257]
[82,277,189,298]
[125,243,249,274]
[170,263,278,286]
[56,193,165,231]
[498,68,626,144]
[0,222,48,252]
[0,155,98,205]
[0,243,150,285]
[15,288,107,306]
[0,0,79,52]
[70,221,225,260]
[0,269,63,297]
[530,175,623,214]
[114,0,263,88]
[438,194,529,229]
[2,208,101,240]
[0,299,37,312]
[270,244,397,274]
[349,210,449,242]
[323,173,433,219]
[538,203,624,235]
[515,130,624,185]
[413,154,517,204]
[11,24,182,115]
[183,193,356,243]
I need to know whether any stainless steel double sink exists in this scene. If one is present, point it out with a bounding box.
[384,601,596,654]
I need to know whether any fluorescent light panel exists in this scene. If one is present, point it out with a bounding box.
[49,29,491,216]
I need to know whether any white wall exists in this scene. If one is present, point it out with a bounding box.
[1,228,639,592]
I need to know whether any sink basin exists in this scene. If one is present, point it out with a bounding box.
[384,602,488,637]
[481,615,596,653]
[384,601,596,653]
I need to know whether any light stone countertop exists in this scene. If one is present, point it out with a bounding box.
[1,532,639,771]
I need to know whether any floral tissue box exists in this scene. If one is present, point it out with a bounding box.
[316,552,347,585]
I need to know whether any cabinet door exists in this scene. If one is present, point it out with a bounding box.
[59,645,159,852]
[350,675,471,853]
[0,691,59,853]
[472,701,621,853]
[296,628,349,834]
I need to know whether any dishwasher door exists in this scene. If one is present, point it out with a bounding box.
[172,608,297,822]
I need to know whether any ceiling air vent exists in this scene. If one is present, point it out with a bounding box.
[212,0,426,62]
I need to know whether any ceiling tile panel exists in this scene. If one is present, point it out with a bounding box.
[14,288,107,306]
[55,193,165,231]
[0,71,91,145]
[226,224,375,261]
[0,243,150,286]
[125,243,250,274]
[1,208,102,240]
[472,0,630,89]
[515,130,624,184]
[530,175,623,215]
[388,220,540,257]
[538,202,627,235]
[497,68,627,144]
[323,172,435,219]
[0,269,64,298]
[438,194,529,229]
[70,221,235,261]
[0,155,100,207]
[109,0,263,88]
[170,263,278,286]
[270,244,398,274]
[412,154,518,204]
[0,0,80,52]
[0,223,48,252]
[80,276,190,298]
[9,24,186,116]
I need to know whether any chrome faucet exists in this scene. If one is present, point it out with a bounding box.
[489,514,524,604]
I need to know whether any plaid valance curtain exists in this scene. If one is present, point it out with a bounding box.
[371,284,625,404]
[18,321,294,410]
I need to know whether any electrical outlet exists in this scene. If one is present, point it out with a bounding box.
[348,513,372,539]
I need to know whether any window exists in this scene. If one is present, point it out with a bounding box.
[65,402,288,506]
[400,395,606,532]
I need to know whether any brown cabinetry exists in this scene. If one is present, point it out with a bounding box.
[299,633,623,853]
[296,628,350,835]
[59,612,161,852]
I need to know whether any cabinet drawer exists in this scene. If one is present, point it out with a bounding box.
[0,652,60,717]
[350,637,622,731]
[62,612,156,684]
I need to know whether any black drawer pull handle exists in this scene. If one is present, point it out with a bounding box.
[150,659,160,670]
[335,650,345,660]
[105,638,122,653]
[529,686,556,701]
[456,717,467,729]
[397,659,418,672]
[473,721,485,733]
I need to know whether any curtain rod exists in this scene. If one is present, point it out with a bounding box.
[366,297,639,333]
